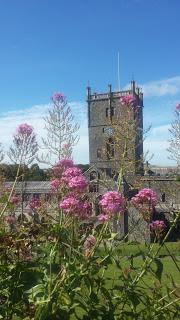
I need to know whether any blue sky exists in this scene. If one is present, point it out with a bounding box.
[0,0,180,165]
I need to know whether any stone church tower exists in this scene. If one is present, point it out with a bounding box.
[87,81,144,180]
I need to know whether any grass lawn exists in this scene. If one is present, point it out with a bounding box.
[113,241,180,257]
[72,242,180,319]
[104,242,180,292]
[105,256,180,288]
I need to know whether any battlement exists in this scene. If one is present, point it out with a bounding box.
[87,81,143,102]
[88,90,131,101]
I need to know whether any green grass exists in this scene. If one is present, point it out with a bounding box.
[113,241,180,257]
[105,256,180,287]
[104,241,180,290]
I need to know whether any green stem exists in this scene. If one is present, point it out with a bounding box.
[0,137,26,219]
[92,222,109,254]
[48,240,58,297]
[0,164,21,218]
[156,297,180,312]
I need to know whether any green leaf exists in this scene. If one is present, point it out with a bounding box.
[154,258,163,281]
[128,292,140,308]
[108,232,119,240]
[35,304,50,320]
[25,284,45,300]
[101,287,112,300]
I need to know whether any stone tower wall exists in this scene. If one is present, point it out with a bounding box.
[87,82,144,176]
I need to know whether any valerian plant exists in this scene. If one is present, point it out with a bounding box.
[0,100,179,320]
[8,123,38,166]
[167,103,180,168]
[7,124,38,218]
[39,92,79,165]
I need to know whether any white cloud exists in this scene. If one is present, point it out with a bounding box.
[124,76,180,98]
[0,102,89,166]
[149,124,170,137]
[141,76,180,97]
[144,124,176,166]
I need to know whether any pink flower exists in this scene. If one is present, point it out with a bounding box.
[62,167,82,181]
[131,189,158,221]
[176,103,180,112]
[51,92,65,103]
[50,179,61,190]
[57,158,74,168]
[52,166,63,178]
[84,235,96,249]
[131,188,158,207]
[61,166,88,192]
[5,215,17,225]
[99,191,124,214]
[10,195,19,205]
[120,95,136,106]
[150,220,166,232]
[68,175,88,193]
[59,196,92,219]
[97,214,109,223]
[16,123,33,136]
[52,159,74,178]
[59,196,82,215]
[29,197,41,211]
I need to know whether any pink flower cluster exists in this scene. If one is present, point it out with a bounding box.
[57,158,74,168]
[50,178,61,190]
[51,158,88,193]
[131,188,158,207]
[99,191,124,215]
[150,220,166,233]
[68,175,88,192]
[51,158,91,219]
[176,103,180,112]
[59,195,80,214]
[97,214,109,223]
[16,123,33,136]
[52,158,74,178]
[120,95,136,106]
[29,197,41,211]
[51,92,65,103]
[59,196,92,219]
[62,167,82,181]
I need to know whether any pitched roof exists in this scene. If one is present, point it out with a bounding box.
[5,181,51,193]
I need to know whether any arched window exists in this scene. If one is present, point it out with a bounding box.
[90,170,100,181]
[97,148,102,159]
[110,106,115,117]
[106,107,109,117]
[90,171,97,181]
[162,193,166,202]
